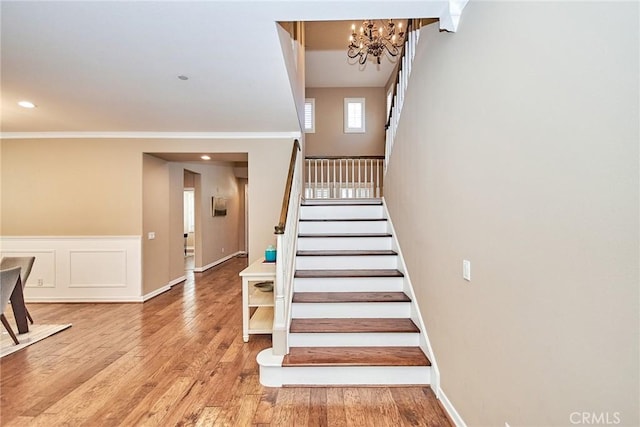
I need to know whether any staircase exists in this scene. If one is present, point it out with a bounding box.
[258,198,432,386]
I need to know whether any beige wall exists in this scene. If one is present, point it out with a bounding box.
[305,87,385,156]
[181,161,240,268]
[142,154,170,294]
[0,139,142,235]
[169,164,187,283]
[1,137,293,295]
[146,158,242,294]
[384,2,639,426]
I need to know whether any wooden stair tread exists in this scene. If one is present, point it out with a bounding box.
[297,250,397,256]
[293,292,410,303]
[298,233,392,238]
[295,269,404,278]
[282,346,431,367]
[290,318,420,333]
[299,218,387,222]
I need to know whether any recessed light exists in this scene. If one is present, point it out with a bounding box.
[201,155,211,160]
[18,101,36,108]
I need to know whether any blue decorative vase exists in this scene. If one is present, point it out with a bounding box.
[265,245,277,262]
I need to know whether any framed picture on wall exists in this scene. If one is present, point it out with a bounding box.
[212,196,227,217]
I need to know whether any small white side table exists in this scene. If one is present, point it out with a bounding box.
[239,258,276,342]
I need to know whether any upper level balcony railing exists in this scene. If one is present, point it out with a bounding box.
[304,156,384,199]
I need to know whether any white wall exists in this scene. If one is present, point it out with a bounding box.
[384,2,639,426]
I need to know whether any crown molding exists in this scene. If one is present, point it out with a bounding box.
[440,0,469,32]
[0,131,302,140]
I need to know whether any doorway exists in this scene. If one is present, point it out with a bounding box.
[184,170,197,271]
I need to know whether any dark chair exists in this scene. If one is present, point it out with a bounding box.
[1,266,22,345]
[0,257,36,324]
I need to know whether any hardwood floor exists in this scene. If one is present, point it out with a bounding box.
[0,257,452,426]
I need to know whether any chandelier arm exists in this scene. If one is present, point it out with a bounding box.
[347,19,405,65]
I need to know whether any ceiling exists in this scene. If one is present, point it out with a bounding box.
[0,1,453,134]
[151,152,248,165]
[305,20,404,88]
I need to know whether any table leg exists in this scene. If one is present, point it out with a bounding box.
[9,277,29,334]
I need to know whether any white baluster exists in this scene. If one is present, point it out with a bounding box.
[314,159,318,198]
[306,159,311,198]
[376,159,380,197]
[333,159,338,199]
[351,159,355,198]
[364,159,369,198]
[339,159,343,198]
[357,158,361,198]
[370,159,374,197]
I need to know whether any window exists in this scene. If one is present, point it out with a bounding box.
[304,98,315,133]
[344,98,365,133]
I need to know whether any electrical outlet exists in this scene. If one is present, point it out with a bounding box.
[148,232,155,240]
[221,247,225,253]
[463,260,471,281]
[37,279,44,286]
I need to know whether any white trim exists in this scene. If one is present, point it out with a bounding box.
[169,276,186,287]
[439,0,469,32]
[1,235,141,302]
[0,235,140,240]
[142,284,172,302]
[194,251,243,273]
[381,197,440,392]
[0,131,301,140]
[437,388,467,427]
[343,98,366,133]
[26,296,145,303]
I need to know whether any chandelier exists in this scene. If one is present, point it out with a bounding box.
[347,19,405,65]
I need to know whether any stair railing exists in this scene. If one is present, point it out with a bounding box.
[385,19,422,170]
[304,155,384,199]
[273,139,302,355]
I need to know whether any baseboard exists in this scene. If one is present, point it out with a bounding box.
[169,276,186,287]
[437,387,466,427]
[141,284,172,302]
[194,251,243,272]
[25,296,144,303]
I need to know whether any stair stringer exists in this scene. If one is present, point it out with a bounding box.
[381,197,441,395]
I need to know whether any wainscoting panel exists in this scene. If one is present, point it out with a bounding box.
[1,250,56,288]
[0,236,142,302]
[69,250,127,288]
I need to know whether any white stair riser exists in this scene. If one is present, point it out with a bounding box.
[291,302,410,318]
[260,365,431,387]
[298,221,388,234]
[300,205,384,220]
[296,255,398,270]
[302,198,381,206]
[288,332,420,347]
[294,277,404,292]
[297,236,392,251]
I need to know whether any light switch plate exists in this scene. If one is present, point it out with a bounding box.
[148,232,156,240]
[463,260,471,281]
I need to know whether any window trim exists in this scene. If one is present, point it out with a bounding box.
[304,98,315,133]
[344,97,366,133]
